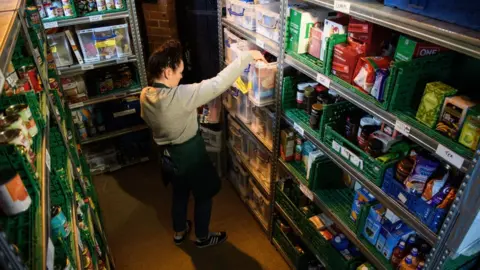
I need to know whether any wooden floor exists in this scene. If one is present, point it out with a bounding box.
[93,161,289,270]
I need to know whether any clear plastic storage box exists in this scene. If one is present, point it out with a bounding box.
[226,0,257,30]
[224,28,242,64]
[236,91,253,124]
[255,3,281,43]
[248,61,276,107]
[76,24,132,63]
[47,32,74,67]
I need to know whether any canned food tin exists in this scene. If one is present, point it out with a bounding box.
[51,206,71,238]
[61,0,70,4]
[0,129,35,163]
[26,66,41,93]
[37,5,46,18]
[2,114,30,140]
[114,0,124,9]
[105,0,115,10]
[26,6,41,26]
[45,5,56,18]
[49,78,59,90]
[6,104,38,137]
[16,79,32,93]
[62,4,73,16]
[96,0,106,11]
[0,172,31,216]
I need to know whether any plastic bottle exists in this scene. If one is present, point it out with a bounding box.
[391,241,407,267]
[416,261,425,270]
[398,255,416,270]
[410,248,419,267]
[295,137,303,162]
[405,235,416,254]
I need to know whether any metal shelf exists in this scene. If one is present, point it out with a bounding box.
[303,0,480,60]
[91,157,150,176]
[272,239,295,270]
[40,93,50,270]
[69,87,142,109]
[57,55,138,76]
[43,11,129,29]
[282,113,437,245]
[0,10,21,75]
[80,124,148,144]
[221,18,280,57]
[284,54,473,173]
[277,161,388,270]
[227,108,273,153]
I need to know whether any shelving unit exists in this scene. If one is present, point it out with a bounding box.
[79,124,149,145]
[217,0,480,269]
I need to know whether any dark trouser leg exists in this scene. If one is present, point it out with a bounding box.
[171,182,190,233]
[194,196,213,239]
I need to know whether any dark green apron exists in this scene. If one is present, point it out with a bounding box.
[153,82,221,200]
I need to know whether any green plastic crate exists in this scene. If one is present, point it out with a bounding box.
[308,158,346,191]
[324,34,397,111]
[50,89,66,121]
[42,0,78,22]
[273,221,311,269]
[282,76,352,140]
[51,190,77,270]
[387,53,475,159]
[0,91,46,130]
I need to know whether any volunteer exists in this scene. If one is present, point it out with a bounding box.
[140,40,265,248]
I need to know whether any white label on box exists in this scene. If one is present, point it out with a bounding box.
[293,122,304,136]
[113,108,136,118]
[349,153,363,169]
[394,120,411,137]
[436,144,465,169]
[81,64,94,70]
[334,1,351,14]
[316,73,331,88]
[397,193,407,204]
[332,140,341,152]
[256,39,265,49]
[44,21,58,29]
[116,57,128,64]
[299,183,314,201]
[46,149,51,172]
[69,102,84,109]
[340,147,350,159]
[47,238,54,270]
[89,15,103,22]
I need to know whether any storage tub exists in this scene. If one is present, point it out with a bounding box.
[255,3,281,43]
[224,28,242,64]
[47,32,74,67]
[226,0,256,30]
[236,91,253,124]
[76,24,132,63]
[248,61,276,107]
[384,0,480,31]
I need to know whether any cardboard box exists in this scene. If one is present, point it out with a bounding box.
[394,35,447,62]
[375,221,414,260]
[362,204,385,245]
[288,6,331,54]
[280,129,295,161]
[320,16,349,61]
[348,17,392,56]
[332,43,365,84]
[351,187,376,221]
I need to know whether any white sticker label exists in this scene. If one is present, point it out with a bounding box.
[394,120,411,137]
[69,102,84,109]
[43,21,58,29]
[81,64,94,70]
[47,238,54,270]
[299,183,314,201]
[334,1,351,14]
[398,193,407,204]
[436,144,465,169]
[340,147,350,159]
[113,108,136,118]
[349,153,363,169]
[332,140,341,152]
[46,149,51,171]
[293,122,304,136]
[256,39,265,49]
[316,73,331,88]
[116,57,128,64]
[89,15,103,22]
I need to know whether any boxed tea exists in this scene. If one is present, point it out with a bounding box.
[394,35,447,62]
[459,105,480,150]
[416,82,457,128]
[288,6,330,54]
[436,96,476,139]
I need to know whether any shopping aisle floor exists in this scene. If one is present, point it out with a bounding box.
[92,161,289,270]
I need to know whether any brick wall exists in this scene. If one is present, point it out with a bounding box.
[141,0,178,54]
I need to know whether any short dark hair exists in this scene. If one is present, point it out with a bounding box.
[148,40,183,80]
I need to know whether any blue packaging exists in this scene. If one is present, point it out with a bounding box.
[351,188,376,222]
[376,221,414,260]
[362,204,385,245]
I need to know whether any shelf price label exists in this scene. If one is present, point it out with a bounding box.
[44,21,58,29]
[316,73,331,88]
[299,183,314,201]
[293,122,304,136]
[81,64,94,70]
[394,120,411,137]
[46,149,51,171]
[89,15,103,22]
[334,1,351,14]
[332,140,363,169]
[436,144,465,169]
[256,38,265,49]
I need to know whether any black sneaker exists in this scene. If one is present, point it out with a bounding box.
[173,220,192,245]
[195,232,228,248]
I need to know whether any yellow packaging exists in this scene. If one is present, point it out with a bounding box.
[459,105,480,150]
[416,82,457,128]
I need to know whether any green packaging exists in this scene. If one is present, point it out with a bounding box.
[287,7,330,54]
[416,82,457,128]
[459,105,480,151]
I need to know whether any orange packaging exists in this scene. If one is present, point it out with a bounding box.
[352,56,392,94]
[0,173,31,215]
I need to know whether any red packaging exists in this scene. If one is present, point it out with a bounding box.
[308,23,323,59]
[26,66,41,92]
[332,43,365,84]
[352,56,392,94]
[348,17,392,56]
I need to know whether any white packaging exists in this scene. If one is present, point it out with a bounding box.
[320,18,348,61]
[288,6,331,54]
[255,3,281,43]
[0,174,31,216]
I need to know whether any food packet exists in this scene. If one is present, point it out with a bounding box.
[404,155,440,195]
[370,69,389,102]
[353,56,391,94]
[436,187,457,209]
[426,183,456,208]
[422,170,449,201]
